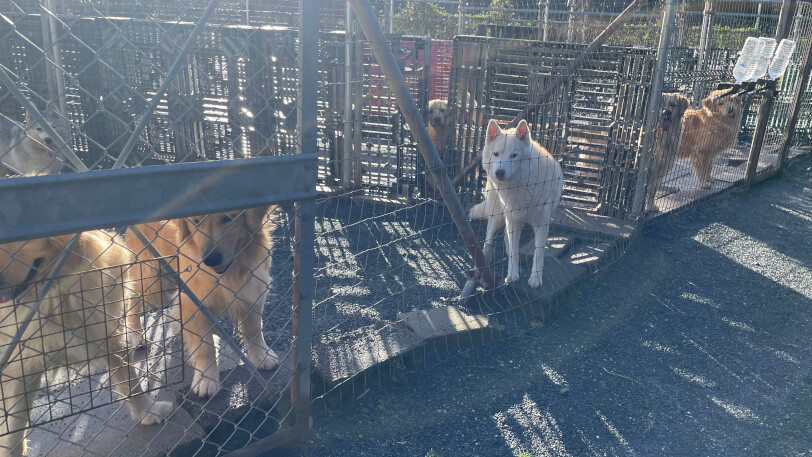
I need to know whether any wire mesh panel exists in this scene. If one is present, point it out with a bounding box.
[447,37,656,217]
[0,0,317,455]
[0,254,182,433]
[645,0,812,216]
[1,0,811,455]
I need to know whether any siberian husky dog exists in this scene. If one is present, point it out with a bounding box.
[469,119,563,288]
[0,102,70,177]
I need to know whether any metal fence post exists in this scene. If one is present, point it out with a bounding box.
[629,0,676,220]
[693,0,712,107]
[353,29,364,185]
[539,0,549,41]
[293,0,317,438]
[387,0,394,34]
[458,2,465,35]
[779,23,812,167]
[567,0,575,42]
[343,2,356,188]
[40,0,67,116]
[775,0,793,40]
[744,86,776,189]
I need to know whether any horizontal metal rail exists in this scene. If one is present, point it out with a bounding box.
[0,154,318,243]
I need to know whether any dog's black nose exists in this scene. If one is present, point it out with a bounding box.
[44,138,53,145]
[495,169,505,180]
[203,251,223,267]
[662,109,672,121]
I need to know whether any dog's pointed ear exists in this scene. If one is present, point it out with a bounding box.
[486,119,501,143]
[703,93,718,110]
[244,206,270,230]
[178,218,193,241]
[516,119,530,142]
[25,106,37,123]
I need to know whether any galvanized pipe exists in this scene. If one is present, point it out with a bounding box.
[343,2,355,187]
[629,0,677,219]
[293,0,318,436]
[744,86,776,190]
[693,0,712,107]
[778,22,812,166]
[775,0,794,40]
[40,0,67,116]
[350,0,495,289]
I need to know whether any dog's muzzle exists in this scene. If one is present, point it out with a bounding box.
[430,116,443,127]
[494,169,506,181]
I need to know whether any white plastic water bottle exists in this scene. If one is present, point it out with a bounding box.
[749,37,776,81]
[768,39,797,79]
[733,37,760,83]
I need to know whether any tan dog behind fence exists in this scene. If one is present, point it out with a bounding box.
[126,206,279,398]
[0,232,173,457]
[679,89,744,189]
[646,93,690,212]
[424,99,456,195]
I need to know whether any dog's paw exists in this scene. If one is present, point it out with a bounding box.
[504,272,520,284]
[528,272,543,288]
[140,400,173,425]
[192,371,220,398]
[249,347,280,371]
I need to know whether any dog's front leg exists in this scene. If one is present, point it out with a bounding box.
[106,341,173,425]
[183,303,221,398]
[482,213,505,264]
[0,363,42,457]
[504,217,522,284]
[529,219,550,288]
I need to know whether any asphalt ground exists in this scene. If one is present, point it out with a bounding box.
[278,155,812,457]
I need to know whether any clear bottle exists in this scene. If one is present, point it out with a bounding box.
[733,37,760,83]
[768,39,797,80]
[749,37,776,81]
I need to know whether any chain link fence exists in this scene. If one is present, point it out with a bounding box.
[1,0,811,455]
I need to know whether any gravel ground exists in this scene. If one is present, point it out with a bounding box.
[273,155,812,457]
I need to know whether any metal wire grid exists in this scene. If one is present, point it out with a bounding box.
[0,0,316,455]
[646,0,811,216]
[0,0,810,455]
[0,255,183,434]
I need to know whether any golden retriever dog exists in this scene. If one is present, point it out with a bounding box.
[646,93,690,212]
[126,206,278,398]
[0,232,172,456]
[679,89,743,189]
[425,99,455,195]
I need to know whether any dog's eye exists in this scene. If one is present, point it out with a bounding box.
[190,218,201,225]
[439,109,445,112]
[36,127,42,132]
[510,153,518,159]
[220,215,234,224]
[492,152,500,157]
